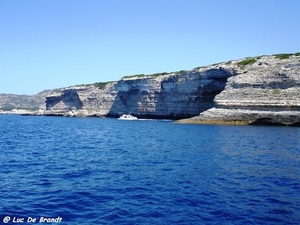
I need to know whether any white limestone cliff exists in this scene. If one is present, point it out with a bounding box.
[43,68,233,118]
[178,53,300,125]
[30,52,300,125]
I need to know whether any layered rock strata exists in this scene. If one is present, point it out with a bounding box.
[16,53,300,126]
[44,67,233,118]
[44,83,118,117]
[178,54,300,125]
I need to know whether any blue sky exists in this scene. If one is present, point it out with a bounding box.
[0,0,299,95]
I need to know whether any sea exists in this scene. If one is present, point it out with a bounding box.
[0,115,299,225]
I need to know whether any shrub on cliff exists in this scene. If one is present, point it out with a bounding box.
[174,70,188,75]
[237,58,257,67]
[274,53,293,60]
[122,74,146,79]
[122,72,171,79]
[94,82,110,89]
[151,72,168,77]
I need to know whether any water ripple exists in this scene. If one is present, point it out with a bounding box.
[0,116,300,224]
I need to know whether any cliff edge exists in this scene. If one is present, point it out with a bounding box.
[177,53,300,125]
[43,53,300,125]
[43,67,233,119]
[3,52,299,126]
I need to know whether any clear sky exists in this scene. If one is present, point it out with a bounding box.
[0,0,299,95]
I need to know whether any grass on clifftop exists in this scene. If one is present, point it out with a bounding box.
[122,70,187,79]
[115,52,300,81]
[122,72,168,79]
[273,52,300,59]
[237,58,257,67]
[94,81,111,89]
[122,74,147,79]
[274,53,293,60]
[237,52,299,67]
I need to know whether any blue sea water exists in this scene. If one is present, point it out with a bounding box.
[0,115,300,225]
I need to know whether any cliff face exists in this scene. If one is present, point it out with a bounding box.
[178,54,300,125]
[44,68,234,118]
[39,53,300,125]
[44,83,118,117]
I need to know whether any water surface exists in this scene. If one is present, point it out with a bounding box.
[0,115,299,224]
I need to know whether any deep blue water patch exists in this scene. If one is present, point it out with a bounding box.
[0,115,300,224]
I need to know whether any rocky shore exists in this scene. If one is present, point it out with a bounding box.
[177,53,300,126]
[1,53,300,125]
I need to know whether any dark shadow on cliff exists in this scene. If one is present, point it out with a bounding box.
[46,89,83,111]
[250,117,300,127]
[107,68,234,120]
[249,118,286,126]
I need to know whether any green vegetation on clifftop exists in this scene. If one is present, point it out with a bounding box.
[237,58,257,67]
[274,53,293,60]
[122,70,188,79]
[94,81,111,89]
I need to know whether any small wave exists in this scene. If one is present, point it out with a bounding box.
[1,115,300,225]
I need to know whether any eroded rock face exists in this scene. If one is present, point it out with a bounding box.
[42,53,300,125]
[178,54,300,125]
[43,68,234,118]
[44,83,118,117]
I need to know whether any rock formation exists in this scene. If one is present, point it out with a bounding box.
[44,68,233,119]
[177,53,300,126]
[2,52,300,125]
[44,83,118,117]
[42,53,300,125]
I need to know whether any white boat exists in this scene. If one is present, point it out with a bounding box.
[118,114,138,120]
